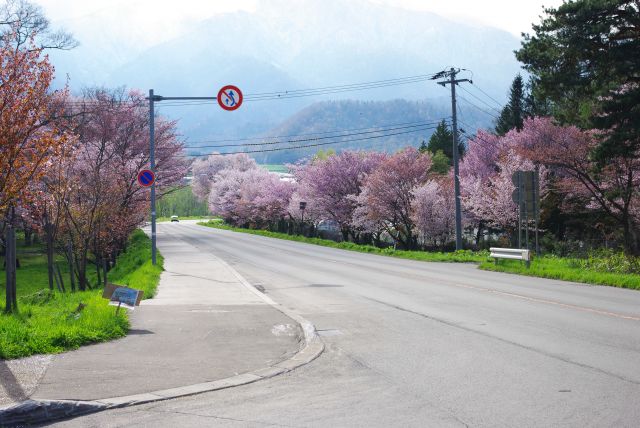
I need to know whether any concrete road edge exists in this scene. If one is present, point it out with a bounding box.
[0,255,324,427]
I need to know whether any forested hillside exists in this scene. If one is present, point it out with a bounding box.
[185,99,490,164]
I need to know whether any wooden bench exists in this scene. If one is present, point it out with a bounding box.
[489,247,531,268]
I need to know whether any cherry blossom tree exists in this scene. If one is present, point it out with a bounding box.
[0,32,72,221]
[411,175,456,247]
[43,88,187,290]
[209,167,294,226]
[291,151,386,241]
[355,147,432,249]
[515,117,640,253]
[459,126,548,236]
[192,153,257,202]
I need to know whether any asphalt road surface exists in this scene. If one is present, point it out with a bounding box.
[54,221,640,427]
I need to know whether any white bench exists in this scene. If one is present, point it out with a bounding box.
[489,247,531,267]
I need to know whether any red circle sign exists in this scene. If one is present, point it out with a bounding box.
[137,169,155,187]
[217,85,243,111]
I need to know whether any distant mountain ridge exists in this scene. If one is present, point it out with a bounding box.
[49,0,518,161]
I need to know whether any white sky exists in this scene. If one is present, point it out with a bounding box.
[36,0,564,38]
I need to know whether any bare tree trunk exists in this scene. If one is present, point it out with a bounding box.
[95,256,102,287]
[102,257,108,287]
[67,240,75,292]
[4,224,17,313]
[55,264,65,292]
[45,222,54,291]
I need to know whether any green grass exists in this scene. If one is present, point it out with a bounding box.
[260,164,289,173]
[107,230,164,299]
[198,221,487,262]
[0,230,163,359]
[479,256,640,290]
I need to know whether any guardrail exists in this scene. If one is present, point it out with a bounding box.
[489,247,531,268]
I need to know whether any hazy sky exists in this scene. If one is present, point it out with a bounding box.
[36,0,564,39]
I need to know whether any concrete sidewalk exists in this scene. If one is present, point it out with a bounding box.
[0,222,308,417]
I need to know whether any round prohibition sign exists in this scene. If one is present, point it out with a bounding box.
[137,169,155,187]
[217,85,243,111]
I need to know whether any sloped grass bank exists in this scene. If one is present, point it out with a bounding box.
[200,221,640,290]
[0,230,163,359]
[479,257,640,290]
[198,221,487,262]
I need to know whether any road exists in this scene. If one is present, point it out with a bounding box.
[55,221,640,427]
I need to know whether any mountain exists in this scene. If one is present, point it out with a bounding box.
[189,98,491,164]
[49,0,519,158]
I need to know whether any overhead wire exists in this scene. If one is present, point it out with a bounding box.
[469,82,504,109]
[157,73,440,106]
[181,123,441,156]
[178,120,450,149]
[183,118,451,145]
[457,95,500,120]
[458,85,502,114]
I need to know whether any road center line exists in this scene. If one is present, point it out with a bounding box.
[451,283,640,322]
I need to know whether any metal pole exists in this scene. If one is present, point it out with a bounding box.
[149,89,157,265]
[524,186,529,251]
[517,173,522,249]
[450,68,463,250]
[534,168,540,257]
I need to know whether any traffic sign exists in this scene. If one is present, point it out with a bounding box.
[137,169,155,187]
[217,85,243,111]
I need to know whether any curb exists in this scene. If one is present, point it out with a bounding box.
[0,254,324,427]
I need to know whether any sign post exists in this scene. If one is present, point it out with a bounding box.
[146,86,243,263]
[148,90,157,265]
[102,283,144,314]
[511,170,540,254]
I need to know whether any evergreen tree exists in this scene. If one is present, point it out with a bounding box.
[517,0,640,161]
[427,120,463,164]
[418,140,428,153]
[429,150,450,175]
[495,74,527,136]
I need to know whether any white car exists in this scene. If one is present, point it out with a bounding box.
[170,215,179,222]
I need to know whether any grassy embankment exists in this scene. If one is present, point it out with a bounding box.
[480,256,640,290]
[199,220,640,290]
[0,230,163,359]
[199,221,486,262]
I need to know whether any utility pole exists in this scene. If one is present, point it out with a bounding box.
[435,68,471,250]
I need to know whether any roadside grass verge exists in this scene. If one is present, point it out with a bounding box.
[199,221,640,290]
[0,230,163,359]
[479,257,640,290]
[198,221,487,262]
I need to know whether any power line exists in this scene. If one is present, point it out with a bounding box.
[457,95,500,120]
[182,124,440,156]
[183,118,451,145]
[178,120,449,149]
[157,73,440,106]
[60,73,441,109]
[458,85,502,114]
[469,83,504,109]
